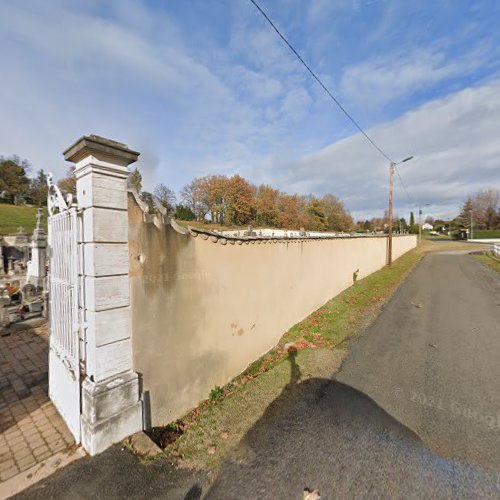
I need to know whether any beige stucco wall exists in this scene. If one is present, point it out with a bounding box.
[128,194,417,425]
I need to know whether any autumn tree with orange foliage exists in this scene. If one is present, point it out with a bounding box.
[277,194,308,228]
[321,194,354,232]
[255,185,279,226]
[57,167,76,197]
[177,173,354,231]
[225,175,255,225]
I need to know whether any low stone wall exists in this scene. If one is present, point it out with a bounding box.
[128,193,417,425]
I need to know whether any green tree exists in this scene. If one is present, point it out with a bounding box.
[408,211,419,234]
[174,204,195,220]
[0,156,31,202]
[30,169,48,206]
[139,191,155,213]
[128,168,142,192]
[306,198,327,231]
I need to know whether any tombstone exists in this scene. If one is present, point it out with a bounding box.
[7,257,14,276]
[23,283,34,300]
[42,289,49,319]
[0,241,4,277]
[0,296,9,328]
[13,260,23,275]
[26,208,48,289]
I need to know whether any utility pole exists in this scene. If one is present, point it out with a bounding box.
[470,209,473,240]
[387,156,413,266]
[388,161,394,265]
[418,207,422,245]
[418,203,430,244]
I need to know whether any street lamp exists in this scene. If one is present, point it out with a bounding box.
[418,203,430,245]
[388,156,413,265]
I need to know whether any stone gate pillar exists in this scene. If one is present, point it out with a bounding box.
[64,135,142,455]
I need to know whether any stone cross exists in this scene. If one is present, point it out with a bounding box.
[36,208,43,230]
[27,208,47,289]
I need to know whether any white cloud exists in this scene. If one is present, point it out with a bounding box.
[0,1,269,186]
[265,80,500,220]
[340,45,491,109]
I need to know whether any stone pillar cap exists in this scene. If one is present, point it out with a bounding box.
[63,135,140,166]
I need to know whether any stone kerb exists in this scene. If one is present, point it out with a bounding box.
[64,135,143,455]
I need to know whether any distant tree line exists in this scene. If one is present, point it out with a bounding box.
[128,168,354,232]
[2,154,409,232]
[354,210,418,234]
[6,152,498,235]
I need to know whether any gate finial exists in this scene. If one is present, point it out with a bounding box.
[46,173,69,216]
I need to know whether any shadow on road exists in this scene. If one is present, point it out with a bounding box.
[15,347,500,499]
[204,351,500,499]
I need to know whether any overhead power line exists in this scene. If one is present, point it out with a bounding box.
[247,0,394,163]
[394,165,414,205]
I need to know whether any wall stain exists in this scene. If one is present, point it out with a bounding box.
[230,322,245,336]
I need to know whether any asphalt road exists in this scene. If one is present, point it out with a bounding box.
[16,252,500,499]
[336,251,500,471]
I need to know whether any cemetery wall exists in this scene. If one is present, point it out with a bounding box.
[128,193,417,425]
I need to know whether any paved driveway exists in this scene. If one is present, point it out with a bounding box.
[0,323,74,484]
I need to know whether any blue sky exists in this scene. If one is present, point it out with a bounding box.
[1,0,499,220]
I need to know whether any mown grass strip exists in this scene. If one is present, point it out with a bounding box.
[473,252,500,273]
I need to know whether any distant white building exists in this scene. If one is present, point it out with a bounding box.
[422,222,433,230]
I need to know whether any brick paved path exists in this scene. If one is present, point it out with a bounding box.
[0,323,74,482]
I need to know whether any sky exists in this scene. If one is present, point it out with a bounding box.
[1,0,499,221]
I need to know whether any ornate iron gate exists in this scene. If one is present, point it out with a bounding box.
[47,175,82,442]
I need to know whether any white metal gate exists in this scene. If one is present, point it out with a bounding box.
[47,176,81,442]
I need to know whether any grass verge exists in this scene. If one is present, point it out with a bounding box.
[473,252,500,273]
[149,240,487,470]
[0,204,47,234]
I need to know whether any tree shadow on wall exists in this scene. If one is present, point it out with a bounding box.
[202,349,500,500]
